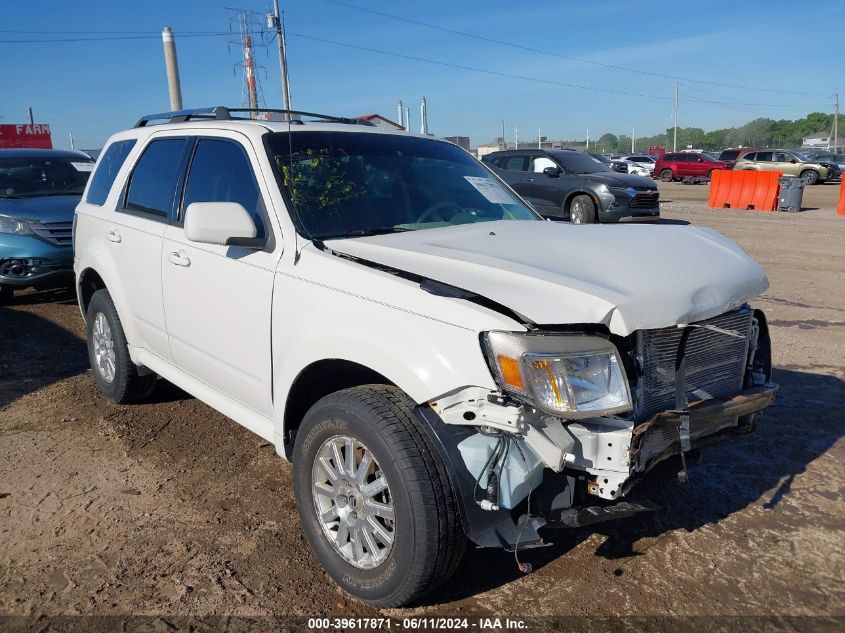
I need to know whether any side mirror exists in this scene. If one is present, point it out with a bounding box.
[542,166,561,177]
[184,202,264,248]
[697,157,704,162]
[790,159,798,164]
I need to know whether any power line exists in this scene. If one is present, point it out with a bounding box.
[324,0,828,97]
[290,32,826,110]
[0,32,231,43]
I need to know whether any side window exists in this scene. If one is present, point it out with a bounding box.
[182,139,266,237]
[502,155,527,171]
[86,140,136,206]
[531,156,557,173]
[776,152,789,162]
[756,152,773,162]
[742,152,755,161]
[663,155,676,162]
[125,138,188,217]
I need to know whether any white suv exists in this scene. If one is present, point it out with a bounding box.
[74,107,777,607]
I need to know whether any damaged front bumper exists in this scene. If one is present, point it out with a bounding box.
[414,382,777,549]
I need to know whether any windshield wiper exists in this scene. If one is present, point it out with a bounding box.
[320,227,412,239]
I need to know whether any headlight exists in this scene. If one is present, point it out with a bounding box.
[0,217,33,235]
[482,332,631,418]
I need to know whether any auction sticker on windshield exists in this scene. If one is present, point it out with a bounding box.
[71,162,94,171]
[464,176,516,204]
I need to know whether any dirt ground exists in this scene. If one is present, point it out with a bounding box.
[1,185,843,632]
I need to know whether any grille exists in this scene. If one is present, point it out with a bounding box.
[634,308,752,421]
[30,221,73,246]
[630,192,659,209]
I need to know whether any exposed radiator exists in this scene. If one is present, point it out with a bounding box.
[634,307,752,421]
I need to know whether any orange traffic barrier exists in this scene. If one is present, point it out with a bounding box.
[838,177,845,216]
[708,170,781,212]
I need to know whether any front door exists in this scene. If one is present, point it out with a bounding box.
[161,134,280,418]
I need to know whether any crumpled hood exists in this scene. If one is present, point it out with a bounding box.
[326,220,769,335]
[0,195,80,224]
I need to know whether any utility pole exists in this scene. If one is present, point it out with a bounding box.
[161,27,183,111]
[834,93,840,152]
[68,131,75,149]
[270,0,292,113]
[632,128,635,153]
[501,119,506,149]
[673,82,679,153]
[27,107,34,125]
[514,126,519,149]
[538,128,541,149]
[586,128,589,151]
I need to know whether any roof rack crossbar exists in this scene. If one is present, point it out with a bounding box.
[134,106,374,128]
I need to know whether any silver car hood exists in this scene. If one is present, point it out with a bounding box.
[327,220,769,335]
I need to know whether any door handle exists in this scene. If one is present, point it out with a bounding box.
[527,177,534,182]
[107,230,122,243]
[168,251,191,267]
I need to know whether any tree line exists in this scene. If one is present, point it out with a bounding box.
[595,112,839,153]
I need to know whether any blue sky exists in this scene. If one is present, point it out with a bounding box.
[2,0,841,149]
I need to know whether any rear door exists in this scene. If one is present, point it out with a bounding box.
[107,136,191,359]
[161,132,280,418]
[753,151,774,172]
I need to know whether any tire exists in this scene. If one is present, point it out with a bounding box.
[293,385,465,608]
[659,169,674,182]
[0,285,13,305]
[799,169,819,185]
[86,289,156,403]
[568,194,597,224]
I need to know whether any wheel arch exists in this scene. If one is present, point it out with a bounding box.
[281,358,395,459]
[563,189,601,215]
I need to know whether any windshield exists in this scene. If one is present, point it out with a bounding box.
[0,156,94,198]
[551,151,611,174]
[701,152,720,161]
[266,131,540,240]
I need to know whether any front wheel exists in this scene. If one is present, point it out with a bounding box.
[293,385,465,607]
[568,194,597,224]
[659,169,674,182]
[799,169,819,185]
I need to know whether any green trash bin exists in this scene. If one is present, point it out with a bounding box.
[778,176,804,213]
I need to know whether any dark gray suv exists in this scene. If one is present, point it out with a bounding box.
[483,149,659,223]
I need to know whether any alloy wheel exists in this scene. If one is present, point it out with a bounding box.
[311,435,395,569]
[92,312,116,383]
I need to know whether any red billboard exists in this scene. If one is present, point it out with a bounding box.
[647,145,666,159]
[0,124,53,149]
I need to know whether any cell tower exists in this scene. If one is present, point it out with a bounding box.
[227,8,270,118]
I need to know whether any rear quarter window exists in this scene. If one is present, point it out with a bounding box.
[86,140,137,206]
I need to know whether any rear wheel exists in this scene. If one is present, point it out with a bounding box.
[86,289,156,403]
[659,169,674,182]
[568,195,597,224]
[293,385,465,607]
[799,169,819,185]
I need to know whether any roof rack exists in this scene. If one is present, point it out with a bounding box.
[134,106,374,128]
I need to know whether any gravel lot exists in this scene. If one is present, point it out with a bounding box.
[1,184,843,632]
